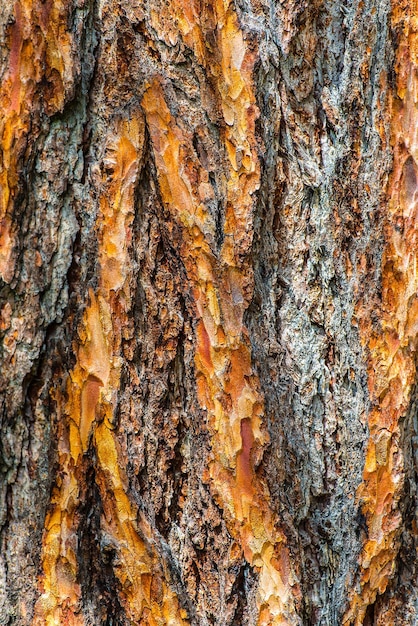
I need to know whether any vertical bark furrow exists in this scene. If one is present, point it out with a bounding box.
[35,115,190,624]
[249,0,393,622]
[0,1,95,621]
[345,3,418,622]
[141,1,301,616]
[0,0,86,409]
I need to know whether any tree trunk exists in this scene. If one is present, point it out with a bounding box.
[0,0,417,624]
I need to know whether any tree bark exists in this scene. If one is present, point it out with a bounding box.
[1,0,417,624]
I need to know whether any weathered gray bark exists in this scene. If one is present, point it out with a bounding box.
[1,0,417,624]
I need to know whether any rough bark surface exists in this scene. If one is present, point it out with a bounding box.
[1,0,418,624]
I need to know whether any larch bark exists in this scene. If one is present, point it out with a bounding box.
[1,0,418,624]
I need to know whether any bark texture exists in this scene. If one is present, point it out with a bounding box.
[1,0,418,624]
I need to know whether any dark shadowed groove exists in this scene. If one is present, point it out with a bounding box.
[78,463,130,625]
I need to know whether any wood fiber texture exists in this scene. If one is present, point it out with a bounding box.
[1,0,418,624]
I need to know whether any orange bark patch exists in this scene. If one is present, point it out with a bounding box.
[236,418,255,504]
